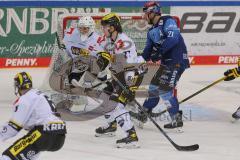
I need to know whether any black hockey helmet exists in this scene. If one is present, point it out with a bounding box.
[14,72,32,95]
[101,13,122,33]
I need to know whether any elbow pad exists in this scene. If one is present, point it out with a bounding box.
[0,121,21,142]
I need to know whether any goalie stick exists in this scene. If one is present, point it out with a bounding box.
[110,72,199,151]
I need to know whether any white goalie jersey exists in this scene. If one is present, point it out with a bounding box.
[63,28,102,59]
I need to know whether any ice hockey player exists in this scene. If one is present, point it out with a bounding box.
[131,1,190,129]
[224,57,240,120]
[93,13,146,148]
[63,16,106,88]
[0,72,66,160]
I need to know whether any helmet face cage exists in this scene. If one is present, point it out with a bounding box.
[78,16,95,40]
[14,72,32,95]
[143,1,161,15]
[101,13,123,33]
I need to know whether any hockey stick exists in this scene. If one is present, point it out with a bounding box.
[151,76,227,117]
[110,72,199,151]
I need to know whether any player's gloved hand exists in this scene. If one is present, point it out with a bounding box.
[97,51,111,71]
[151,53,162,63]
[150,47,162,62]
[118,86,137,103]
[224,67,240,81]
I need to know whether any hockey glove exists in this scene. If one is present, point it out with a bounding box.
[150,47,162,62]
[97,52,111,71]
[118,86,137,103]
[224,67,240,81]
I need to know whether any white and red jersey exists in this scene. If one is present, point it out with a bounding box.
[97,33,145,72]
[63,28,103,59]
[0,89,63,142]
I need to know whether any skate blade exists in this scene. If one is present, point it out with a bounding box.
[116,141,140,149]
[95,132,116,137]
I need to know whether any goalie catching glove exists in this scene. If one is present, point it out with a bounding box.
[97,51,112,71]
[224,58,240,81]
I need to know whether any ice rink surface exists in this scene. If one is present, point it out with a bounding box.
[0,65,240,160]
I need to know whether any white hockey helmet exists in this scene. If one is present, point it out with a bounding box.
[78,16,95,40]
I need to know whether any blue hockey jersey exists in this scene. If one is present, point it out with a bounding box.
[142,16,190,70]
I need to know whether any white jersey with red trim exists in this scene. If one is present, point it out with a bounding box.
[98,33,145,72]
[0,89,63,142]
[63,28,103,59]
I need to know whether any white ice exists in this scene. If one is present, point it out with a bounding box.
[0,65,240,160]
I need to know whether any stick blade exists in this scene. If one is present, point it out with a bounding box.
[175,144,199,151]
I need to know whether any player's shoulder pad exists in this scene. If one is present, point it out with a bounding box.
[117,33,136,51]
[159,16,177,28]
[64,28,79,40]
[19,89,37,106]
[65,27,78,35]
[118,33,134,43]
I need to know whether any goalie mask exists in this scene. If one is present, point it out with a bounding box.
[14,72,32,96]
[78,16,95,41]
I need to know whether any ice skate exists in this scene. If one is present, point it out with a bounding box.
[116,127,140,149]
[95,121,117,137]
[164,111,183,132]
